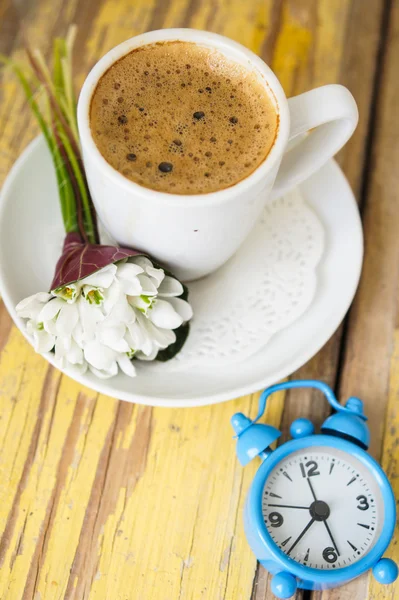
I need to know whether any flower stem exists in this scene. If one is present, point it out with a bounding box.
[57,128,97,243]
[1,26,99,243]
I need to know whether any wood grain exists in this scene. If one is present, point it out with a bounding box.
[0,0,397,599]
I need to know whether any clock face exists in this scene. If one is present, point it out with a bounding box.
[262,446,384,570]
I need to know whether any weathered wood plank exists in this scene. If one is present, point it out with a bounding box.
[0,0,392,598]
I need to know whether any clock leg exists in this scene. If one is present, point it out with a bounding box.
[270,572,297,599]
[372,558,398,585]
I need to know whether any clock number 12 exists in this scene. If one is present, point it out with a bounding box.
[300,461,320,478]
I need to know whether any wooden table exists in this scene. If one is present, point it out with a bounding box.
[0,0,398,598]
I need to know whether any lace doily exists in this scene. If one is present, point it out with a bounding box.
[140,188,324,373]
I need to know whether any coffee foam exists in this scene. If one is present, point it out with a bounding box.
[90,41,278,194]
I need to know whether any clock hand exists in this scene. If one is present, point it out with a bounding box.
[307,478,317,501]
[267,504,310,509]
[323,519,340,556]
[287,517,315,555]
[306,478,340,556]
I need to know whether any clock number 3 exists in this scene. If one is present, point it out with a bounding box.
[356,495,370,511]
[322,547,338,564]
[299,460,320,478]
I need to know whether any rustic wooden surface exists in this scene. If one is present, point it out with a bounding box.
[0,0,398,599]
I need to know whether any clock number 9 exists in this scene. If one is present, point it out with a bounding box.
[356,495,370,511]
[300,460,320,478]
[268,512,284,528]
[322,547,338,564]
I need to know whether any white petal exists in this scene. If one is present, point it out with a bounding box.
[117,262,144,278]
[29,292,53,304]
[89,362,118,379]
[135,347,159,361]
[54,335,71,359]
[34,329,55,353]
[135,312,176,350]
[26,320,36,335]
[127,318,155,356]
[157,276,184,297]
[38,297,64,322]
[81,264,117,288]
[128,295,152,315]
[110,338,130,352]
[124,329,136,352]
[130,256,153,270]
[144,319,176,349]
[108,294,137,325]
[16,292,52,319]
[167,297,193,322]
[43,317,58,335]
[145,265,165,287]
[69,361,88,376]
[53,354,65,370]
[99,322,130,352]
[56,303,79,336]
[117,354,137,377]
[84,340,117,370]
[78,298,104,341]
[72,321,84,347]
[17,292,51,310]
[66,339,84,365]
[117,275,142,297]
[148,299,183,329]
[102,280,124,314]
[137,274,157,295]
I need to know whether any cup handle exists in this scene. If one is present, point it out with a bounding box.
[270,84,358,200]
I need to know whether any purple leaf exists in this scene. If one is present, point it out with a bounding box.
[51,232,143,291]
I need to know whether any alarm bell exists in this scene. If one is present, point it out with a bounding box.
[231,412,281,466]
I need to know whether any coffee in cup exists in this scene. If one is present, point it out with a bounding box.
[90,41,278,195]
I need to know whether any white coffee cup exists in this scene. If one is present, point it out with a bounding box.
[78,28,358,281]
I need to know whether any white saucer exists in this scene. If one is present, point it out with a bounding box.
[0,138,363,407]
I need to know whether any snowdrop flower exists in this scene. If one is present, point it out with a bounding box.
[16,257,193,378]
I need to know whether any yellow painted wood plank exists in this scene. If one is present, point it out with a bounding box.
[84,0,157,78]
[271,2,313,95]
[35,393,118,600]
[1,377,96,599]
[0,330,50,581]
[86,391,284,600]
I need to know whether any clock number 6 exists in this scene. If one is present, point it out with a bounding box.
[268,512,284,527]
[300,460,320,478]
[356,495,370,511]
[322,547,338,564]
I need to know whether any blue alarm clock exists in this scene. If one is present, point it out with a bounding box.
[231,380,398,599]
